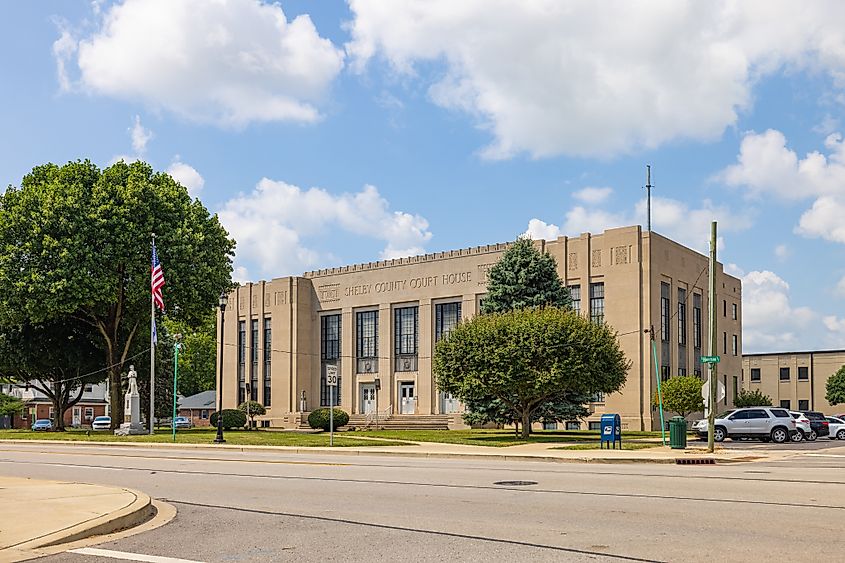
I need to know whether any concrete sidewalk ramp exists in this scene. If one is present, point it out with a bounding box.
[0,477,155,562]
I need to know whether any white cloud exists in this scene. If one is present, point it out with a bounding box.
[573,187,613,205]
[774,244,790,260]
[167,160,205,198]
[721,130,845,201]
[796,196,845,243]
[347,1,845,158]
[218,181,432,281]
[130,115,152,155]
[525,196,751,252]
[741,270,816,352]
[524,219,561,240]
[835,275,845,298]
[60,0,344,127]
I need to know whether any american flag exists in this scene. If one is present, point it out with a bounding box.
[151,242,165,310]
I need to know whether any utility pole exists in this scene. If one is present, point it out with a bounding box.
[707,221,718,453]
[645,165,653,232]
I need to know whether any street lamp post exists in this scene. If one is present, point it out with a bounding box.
[214,292,228,444]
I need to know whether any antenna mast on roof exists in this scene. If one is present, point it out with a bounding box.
[645,165,653,232]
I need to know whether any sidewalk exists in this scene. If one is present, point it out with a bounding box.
[0,477,154,562]
[0,437,793,464]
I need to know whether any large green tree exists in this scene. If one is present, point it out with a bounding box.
[481,237,570,314]
[826,365,845,406]
[434,307,629,439]
[0,392,24,418]
[0,160,234,428]
[0,319,103,430]
[653,375,704,419]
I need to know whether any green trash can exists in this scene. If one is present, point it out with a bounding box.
[669,416,687,449]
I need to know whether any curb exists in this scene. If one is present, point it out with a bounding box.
[0,438,761,465]
[7,486,154,554]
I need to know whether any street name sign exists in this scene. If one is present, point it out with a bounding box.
[701,355,720,363]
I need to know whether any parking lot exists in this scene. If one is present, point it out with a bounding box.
[690,436,845,450]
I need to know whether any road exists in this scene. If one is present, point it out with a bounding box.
[1,441,844,562]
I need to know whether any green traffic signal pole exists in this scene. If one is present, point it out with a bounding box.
[651,337,666,446]
[172,339,180,442]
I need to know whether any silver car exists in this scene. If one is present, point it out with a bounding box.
[697,407,796,443]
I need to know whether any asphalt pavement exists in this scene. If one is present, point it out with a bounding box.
[0,441,843,562]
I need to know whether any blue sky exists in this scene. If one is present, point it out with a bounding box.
[2,0,845,353]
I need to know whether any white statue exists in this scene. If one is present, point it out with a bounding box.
[116,364,144,435]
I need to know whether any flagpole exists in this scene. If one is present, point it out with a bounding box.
[150,233,156,435]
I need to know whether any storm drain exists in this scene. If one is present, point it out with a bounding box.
[493,480,538,486]
[675,458,716,465]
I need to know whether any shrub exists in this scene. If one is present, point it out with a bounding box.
[307,408,349,431]
[734,388,772,408]
[210,409,247,429]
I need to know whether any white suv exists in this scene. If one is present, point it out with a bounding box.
[694,407,796,443]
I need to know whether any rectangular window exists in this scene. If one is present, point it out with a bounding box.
[320,314,341,406]
[660,282,670,342]
[751,368,761,382]
[591,392,605,403]
[394,306,418,372]
[723,332,727,355]
[798,366,809,381]
[780,399,791,409]
[732,334,738,357]
[238,320,246,405]
[733,376,738,402]
[661,365,671,382]
[435,302,462,342]
[569,285,581,316]
[201,410,209,420]
[798,399,810,411]
[779,367,790,381]
[566,421,581,430]
[693,293,702,377]
[84,407,93,420]
[732,303,737,320]
[84,385,93,393]
[263,318,271,407]
[356,310,379,373]
[589,282,605,323]
[723,299,727,317]
[677,289,687,346]
[250,319,259,401]
[588,421,602,431]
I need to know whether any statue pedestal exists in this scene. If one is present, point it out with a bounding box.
[114,422,147,436]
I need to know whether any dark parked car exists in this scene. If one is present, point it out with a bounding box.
[801,411,830,439]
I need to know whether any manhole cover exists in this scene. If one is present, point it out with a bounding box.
[493,480,538,486]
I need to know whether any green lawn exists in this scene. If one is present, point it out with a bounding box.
[343,429,667,448]
[0,428,412,448]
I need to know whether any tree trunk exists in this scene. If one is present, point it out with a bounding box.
[521,411,531,440]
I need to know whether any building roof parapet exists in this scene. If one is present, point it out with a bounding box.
[302,241,513,278]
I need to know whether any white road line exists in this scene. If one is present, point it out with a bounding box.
[803,453,845,458]
[68,548,205,563]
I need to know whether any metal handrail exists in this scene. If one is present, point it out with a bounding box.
[365,403,392,427]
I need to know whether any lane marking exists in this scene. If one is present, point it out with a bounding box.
[69,547,204,563]
[803,453,845,458]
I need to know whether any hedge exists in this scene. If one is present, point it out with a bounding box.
[210,409,247,429]
[307,408,349,431]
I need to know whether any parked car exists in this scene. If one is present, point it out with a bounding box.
[173,416,192,429]
[31,419,53,431]
[789,411,814,441]
[694,407,795,443]
[91,416,111,430]
[801,411,830,438]
[826,416,845,440]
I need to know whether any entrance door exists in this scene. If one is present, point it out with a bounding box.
[399,383,416,415]
[440,391,459,414]
[360,384,376,414]
[72,407,81,427]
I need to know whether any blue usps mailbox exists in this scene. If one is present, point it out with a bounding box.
[600,413,622,449]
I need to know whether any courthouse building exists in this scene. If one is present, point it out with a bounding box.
[219,225,742,431]
[742,350,845,414]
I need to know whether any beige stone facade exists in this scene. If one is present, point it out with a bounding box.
[742,350,845,414]
[219,225,742,430]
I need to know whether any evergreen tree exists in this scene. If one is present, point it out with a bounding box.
[481,237,570,314]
